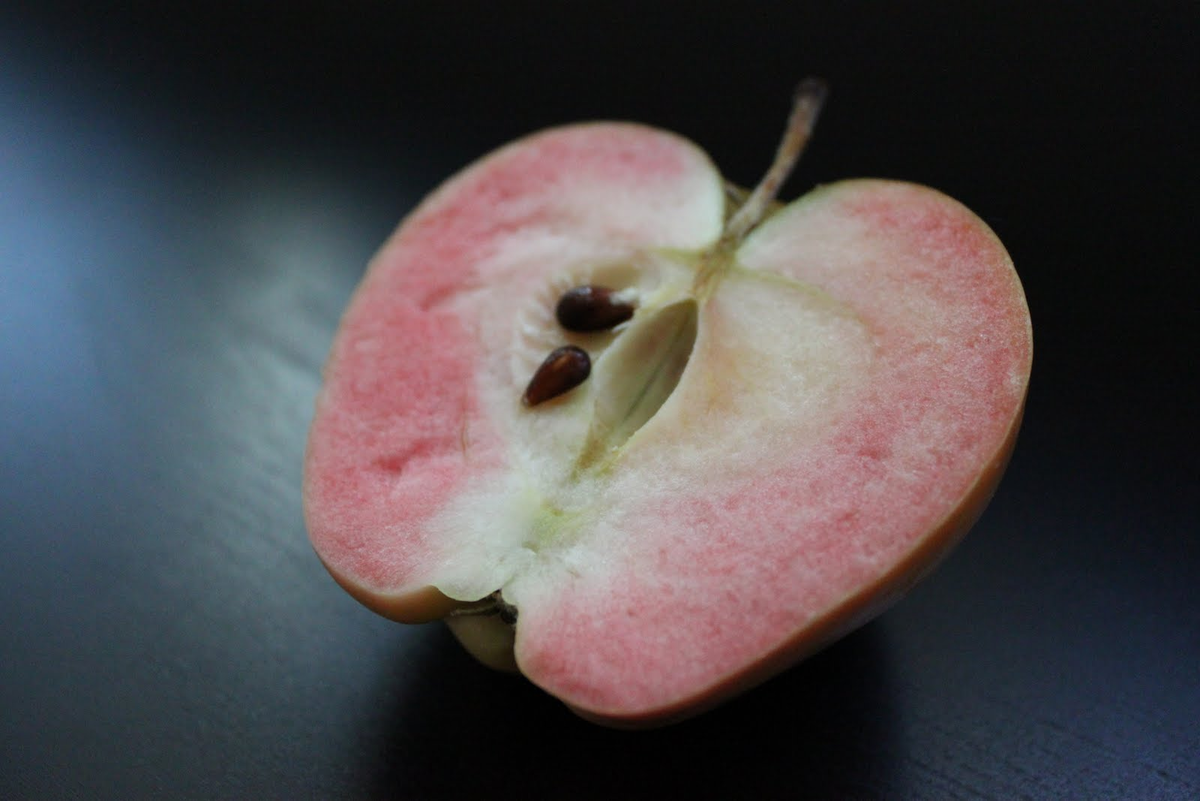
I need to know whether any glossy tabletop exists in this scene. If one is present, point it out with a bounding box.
[2,5,1196,798]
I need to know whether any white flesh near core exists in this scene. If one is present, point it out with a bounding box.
[423,189,874,613]
[362,126,733,608]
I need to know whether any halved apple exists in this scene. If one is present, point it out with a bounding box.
[303,82,1032,726]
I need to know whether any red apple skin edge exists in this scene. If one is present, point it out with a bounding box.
[572,403,1026,727]
[310,403,1025,729]
[304,110,1032,727]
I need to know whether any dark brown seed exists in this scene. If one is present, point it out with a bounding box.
[522,345,591,406]
[555,285,636,332]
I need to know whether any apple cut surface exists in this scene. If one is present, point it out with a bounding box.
[304,120,1032,725]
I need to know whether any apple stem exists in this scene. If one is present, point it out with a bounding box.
[724,78,829,242]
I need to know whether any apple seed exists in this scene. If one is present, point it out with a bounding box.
[555,285,637,332]
[522,345,591,406]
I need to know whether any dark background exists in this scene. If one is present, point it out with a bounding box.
[2,3,1196,798]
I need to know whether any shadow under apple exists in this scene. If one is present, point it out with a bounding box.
[366,620,899,799]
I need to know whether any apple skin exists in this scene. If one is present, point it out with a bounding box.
[304,120,1032,727]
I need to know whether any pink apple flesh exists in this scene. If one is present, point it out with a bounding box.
[303,121,1032,726]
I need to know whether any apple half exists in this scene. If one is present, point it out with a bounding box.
[303,83,1032,726]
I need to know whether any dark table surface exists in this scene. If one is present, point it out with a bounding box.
[3,4,1196,798]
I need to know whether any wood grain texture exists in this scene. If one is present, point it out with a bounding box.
[2,3,1196,798]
